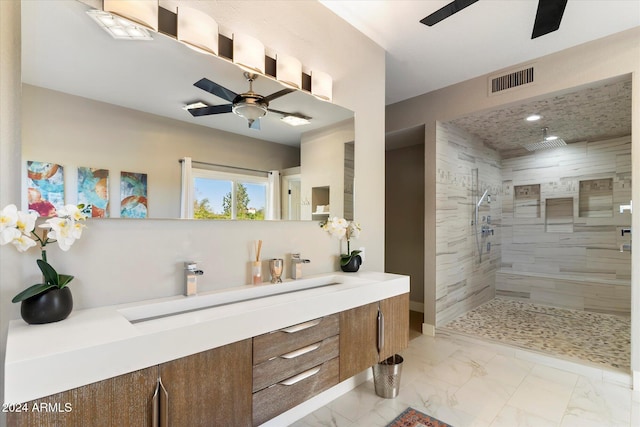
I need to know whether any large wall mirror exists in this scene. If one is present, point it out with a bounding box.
[21,0,355,221]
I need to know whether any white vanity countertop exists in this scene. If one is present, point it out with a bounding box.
[5,271,409,404]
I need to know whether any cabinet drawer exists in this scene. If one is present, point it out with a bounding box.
[253,335,339,392]
[252,357,339,426]
[253,313,339,365]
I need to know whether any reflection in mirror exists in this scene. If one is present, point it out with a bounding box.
[21,0,354,221]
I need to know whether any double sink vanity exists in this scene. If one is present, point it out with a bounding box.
[6,271,409,426]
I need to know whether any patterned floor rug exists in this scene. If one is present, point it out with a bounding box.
[386,407,453,427]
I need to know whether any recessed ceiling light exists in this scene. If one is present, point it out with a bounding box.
[525,114,542,121]
[281,115,311,126]
[87,10,153,40]
[182,102,208,111]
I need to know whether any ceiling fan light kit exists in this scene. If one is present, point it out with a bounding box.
[177,6,219,56]
[103,0,158,32]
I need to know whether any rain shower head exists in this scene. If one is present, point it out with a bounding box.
[524,127,566,151]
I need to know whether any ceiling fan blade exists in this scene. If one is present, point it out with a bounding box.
[531,0,567,39]
[187,104,233,117]
[420,0,479,26]
[194,78,238,102]
[263,88,295,103]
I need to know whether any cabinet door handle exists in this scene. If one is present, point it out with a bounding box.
[278,366,321,385]
[377,308,384,354]
[152,380,160,427]
[156,378,168,427]
[280,342,320,359]
[281,319,321,333]
[152,378,169,427]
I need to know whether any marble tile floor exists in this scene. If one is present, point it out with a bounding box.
[440,298,631,371]
[292,333,640,427]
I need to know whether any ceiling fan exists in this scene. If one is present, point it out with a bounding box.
[187,72,299,129]
[420,0,568,39]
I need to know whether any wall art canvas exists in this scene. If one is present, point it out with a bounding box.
[78,167,110,218]
[26,160,64,217]
[120,171,148,218]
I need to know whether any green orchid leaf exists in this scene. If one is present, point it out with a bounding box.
[340,250,362,266]
[58,274,75,288]
[37,259,60,286]
[12,283,57,303]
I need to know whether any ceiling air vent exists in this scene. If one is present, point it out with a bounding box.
[489,66,535,95]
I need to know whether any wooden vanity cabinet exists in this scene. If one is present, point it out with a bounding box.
[252,314,340,426]
[161,339,253,427]
[378,293,410,361]
[8,292,408,427]
[339,293,409,381]
[7,366,158,427]
[7,339,252,427]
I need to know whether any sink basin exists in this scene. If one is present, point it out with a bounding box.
[118,274,366,323]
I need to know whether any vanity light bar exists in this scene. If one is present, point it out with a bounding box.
[87,10,153,40]
[87,5,332,99]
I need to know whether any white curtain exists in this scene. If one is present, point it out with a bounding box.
[265,170,281,220]
[180,157,194,219]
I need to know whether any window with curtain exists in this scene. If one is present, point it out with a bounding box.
[192,169,267,220]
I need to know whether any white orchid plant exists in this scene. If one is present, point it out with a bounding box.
[320,216,362,266]
[0,204,88,303]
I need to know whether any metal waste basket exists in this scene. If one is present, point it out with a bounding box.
[372,354,403,398]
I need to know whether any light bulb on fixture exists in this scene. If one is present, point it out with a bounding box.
[525,114,542,121]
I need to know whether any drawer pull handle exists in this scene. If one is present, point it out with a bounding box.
[280,343,320,359]
[279,366,321,385]
[281,319,321,333]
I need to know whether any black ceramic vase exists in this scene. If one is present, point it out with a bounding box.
[340,255,362,273]
[21,287,73,324]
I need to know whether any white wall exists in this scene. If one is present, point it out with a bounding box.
[386,27,640,386]
[0,1,385,421]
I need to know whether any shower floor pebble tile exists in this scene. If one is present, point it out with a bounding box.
[440,298,630,371]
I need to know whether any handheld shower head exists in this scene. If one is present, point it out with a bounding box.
[477,189,489,208]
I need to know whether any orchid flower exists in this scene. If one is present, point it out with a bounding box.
[11,233,38,252]
[320,217,362,265]
[0,204,19,244]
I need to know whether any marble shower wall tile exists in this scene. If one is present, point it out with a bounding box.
[435,121,502,326]
[499,135,632,314]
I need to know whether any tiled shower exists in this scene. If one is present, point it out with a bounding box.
[434,119,632,368]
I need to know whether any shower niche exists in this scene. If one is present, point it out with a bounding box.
[578,178,613,218]
[514,184,541,218]
[545,197,574,233]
